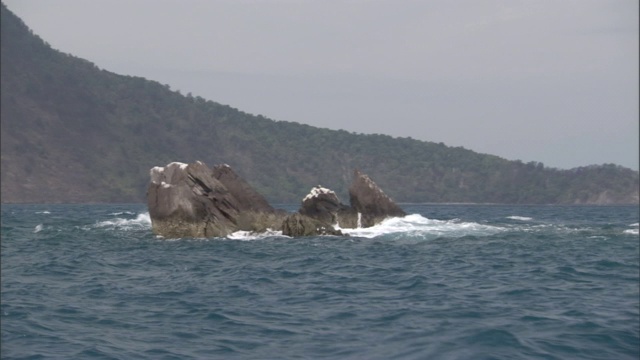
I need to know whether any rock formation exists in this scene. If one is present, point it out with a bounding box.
[298,186,349,225]
[147,161,405,238]
[348,170,406,227]
[281,170,406,236]
[147,161,284,238]
[281,186,351,237]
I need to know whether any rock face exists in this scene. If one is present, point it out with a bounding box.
[147,161,404,238]
[281,186,352,237]
[281,213,344,237]
[348,170,406,227]
[147,161,284,238]
[298,186,349,225]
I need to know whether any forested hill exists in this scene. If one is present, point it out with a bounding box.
[1,4,638,204]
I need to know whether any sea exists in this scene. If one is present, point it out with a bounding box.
[1,203,638,360]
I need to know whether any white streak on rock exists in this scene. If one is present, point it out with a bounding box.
[150,166,165,184]
[303,185,335,202]
[168,162,188,170]
[161,181,172,189]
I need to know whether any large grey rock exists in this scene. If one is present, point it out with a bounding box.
[348,170,406,227]
[212,164,287,232]
[281,213,343,237]
[147,161,283,238]
[212,164,273,213]
[299,185,348,225]
[281,186,345,236]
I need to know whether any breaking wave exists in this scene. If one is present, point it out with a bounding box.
[624,223,639,235]
[338,214,504,239]
[225,214,504,241]
[227,228,285,240]
[94,212,151,230]
[506,216,533,221]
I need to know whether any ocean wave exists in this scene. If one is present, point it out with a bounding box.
[223,214,505,240]
[227,229,285,240]
[3,203,638,360]
[338,214,504,239]
[109,211,136,216]
[623,223,639,235]
[94,212,151,230]
[506,216,533,221]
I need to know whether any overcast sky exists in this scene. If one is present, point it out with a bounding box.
[4,0,638,170]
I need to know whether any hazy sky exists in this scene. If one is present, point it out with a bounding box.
[4,0,639,169]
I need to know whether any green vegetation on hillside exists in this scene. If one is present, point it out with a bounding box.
[1,3,638,204]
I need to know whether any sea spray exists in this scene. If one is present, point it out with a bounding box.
[94,212,151,230]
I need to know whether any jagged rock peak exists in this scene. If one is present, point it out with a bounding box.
[349,169,406,227]
[298,184,348,227]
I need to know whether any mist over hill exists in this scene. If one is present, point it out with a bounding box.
[1,3,638,204]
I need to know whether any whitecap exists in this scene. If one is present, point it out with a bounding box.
[338,214,504,239]
[35,211,51,214]
[506,216,533,221]
[227,228,285,240]
[94,212,151,230]
[623,229,639,235]
[624,223,639,235]
[109,211,135,216]
[34,224,43,233]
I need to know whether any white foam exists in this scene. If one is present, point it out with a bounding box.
[35,211,51,214]
[34,224,43,233]
[338,214,504,239]
[624,223,639,235]
[94,212,151,230]
[227,228,284,240]
[506,216,533,221]
[109,211,135,216]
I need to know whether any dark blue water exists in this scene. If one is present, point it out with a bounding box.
[2,204,638,359]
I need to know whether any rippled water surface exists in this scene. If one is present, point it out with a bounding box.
[2,204,638,359]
